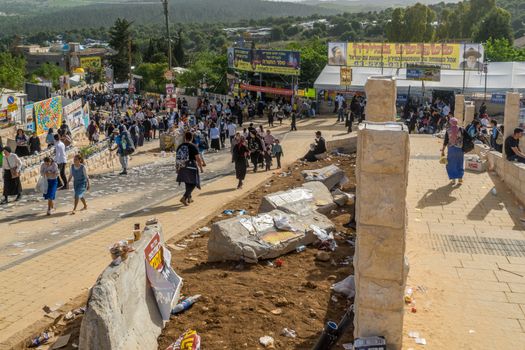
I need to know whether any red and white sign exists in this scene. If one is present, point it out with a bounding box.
[166,83,174,95]
[165,98,177,109]
[240,84,293,96]
[144,232,164,271]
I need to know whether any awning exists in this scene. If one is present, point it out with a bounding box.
[314,62,525,93]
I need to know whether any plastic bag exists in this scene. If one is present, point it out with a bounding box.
[331,275,355,298]
[36,176,48,194]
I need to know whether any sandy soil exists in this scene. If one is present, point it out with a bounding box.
[157,155,357,350]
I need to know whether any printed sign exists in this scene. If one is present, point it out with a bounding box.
[144,231,183,321]
[230,48,300,76]
[330,42,484,70]
[166,98,177,109]
[340,67,352,86]
[491,94,506,104]
[406,64,441,81]
[34,97,63,136]
[240,84,293,96]
[79,56,102,70]
[166,83,175,95]
[64,99,84,130]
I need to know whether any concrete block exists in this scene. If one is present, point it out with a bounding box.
[464,102,475,126]
[79,224,167,350]
[259,181,337,215]
[207,209,335,263]
[454,94,465,124]
[355,225,406,281]
[358,124,409,175]
[365,76,397,122]
[301,164,346,190]
[357,173,407,229]
[355,277,405,312]
[354,306,404,350]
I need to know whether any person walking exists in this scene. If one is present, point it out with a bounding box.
[227,119,237,146]
[441,117,464,185]
[29,132,41,155]
[54,134,68,189]
[68,154,90,214]
[290,112,297,131]
[40,157,59,215]
[209,123,221,151]
[176,132,205,206]
[272,139,283,169]
[110,126,135,175]
[232,135,249,189]
[248,130,264,173]
[1,147,23,204]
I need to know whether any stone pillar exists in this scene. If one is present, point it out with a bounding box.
[464,101,475,126]
[364,76,397,122]
[503,92,521,159]
[354,122,409,350]
[454,94,465,125]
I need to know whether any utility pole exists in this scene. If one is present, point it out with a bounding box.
[162,0,172,71]
[128,38,133,94]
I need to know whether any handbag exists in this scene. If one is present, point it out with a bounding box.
[6,156,20,179]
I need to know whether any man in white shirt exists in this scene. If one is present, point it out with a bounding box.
[54,134,68,190]
[227,120,237,146]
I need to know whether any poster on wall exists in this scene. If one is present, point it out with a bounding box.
[331,42,484,70]
[64,99,83,129]
[34,97,63,136]
[328,42,347,66]
[24,104,34,131]
[82,102,90,128]
[406,64,441,81]
[340,66,352,86]
[230,48,300,76]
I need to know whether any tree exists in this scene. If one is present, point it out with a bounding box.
[134,62,168,93]
[287,38,327,85]
[271,26,284,41]
[402,3,436,42]
[174,29,185,66]
[485,38,525,62]
[0,52,26,90]
[144,39,156,63]
[176,51,228,93]
[108,18,133,82]
[473,7,514,42]
[385,8,404,42]
[32,63,66,90]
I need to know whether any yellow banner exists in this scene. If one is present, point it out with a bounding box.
[343,43,483,70]
[80,56,102,70]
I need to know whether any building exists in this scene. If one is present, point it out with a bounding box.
[17,42,111,74]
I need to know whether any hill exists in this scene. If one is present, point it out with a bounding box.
[0,0,335,37]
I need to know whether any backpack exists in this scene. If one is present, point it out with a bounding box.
[175,144,190,173]
[496,128,504,146]
[121,133,135,156]
[462,126,474,153]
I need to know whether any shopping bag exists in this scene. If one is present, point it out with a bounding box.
[36,176,48,194]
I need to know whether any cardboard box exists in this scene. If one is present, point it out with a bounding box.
[465,159,487,172]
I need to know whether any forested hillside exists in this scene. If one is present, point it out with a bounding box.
[0,0,334,37]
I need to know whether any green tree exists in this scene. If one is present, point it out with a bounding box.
[287,38,326,85]
[403,3,436,42]
[176,51,228,93]
[32,63,65,90]
[485,38,525,62]
[385,8,404,42]
[144,39,156,63]
[174,29,185,67]
[134,62,168,93]
[0,52,26,90]
[473,7,514,42]
[271,26,284,41]
[109,18,133,82]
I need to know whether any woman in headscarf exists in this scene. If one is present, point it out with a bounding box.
[441,117,464,185]
[1,146,23,204]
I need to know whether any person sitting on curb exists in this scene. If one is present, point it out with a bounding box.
[301,131,327,162]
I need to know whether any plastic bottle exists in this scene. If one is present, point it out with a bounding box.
[296,245,306,253]
[171,295,202,315]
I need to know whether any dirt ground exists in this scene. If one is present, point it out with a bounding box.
[157,154,357,350]
[22,154,357,350]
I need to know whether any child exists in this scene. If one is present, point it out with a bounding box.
[272,139,283,169]
[264,145,273,171]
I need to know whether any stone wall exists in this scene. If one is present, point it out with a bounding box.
[326,134,358,154]
[79,223,166,350]
[364,76,397,122]
[353,122,409,350]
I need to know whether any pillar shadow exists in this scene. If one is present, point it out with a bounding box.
[416,182,458,208]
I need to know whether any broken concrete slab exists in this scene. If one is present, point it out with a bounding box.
[207,209,335,263]
[79,224,169,350]
[301,164,346,191]
[259,181,337,215]
[331,189,355,207]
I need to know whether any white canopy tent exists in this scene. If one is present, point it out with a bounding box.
[314,62,525,93]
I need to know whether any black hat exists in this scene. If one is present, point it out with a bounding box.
[463,47,481,59]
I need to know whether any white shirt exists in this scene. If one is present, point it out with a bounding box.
[2,153,22,170]
[227,123,236,136]
[55,140,67,164]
